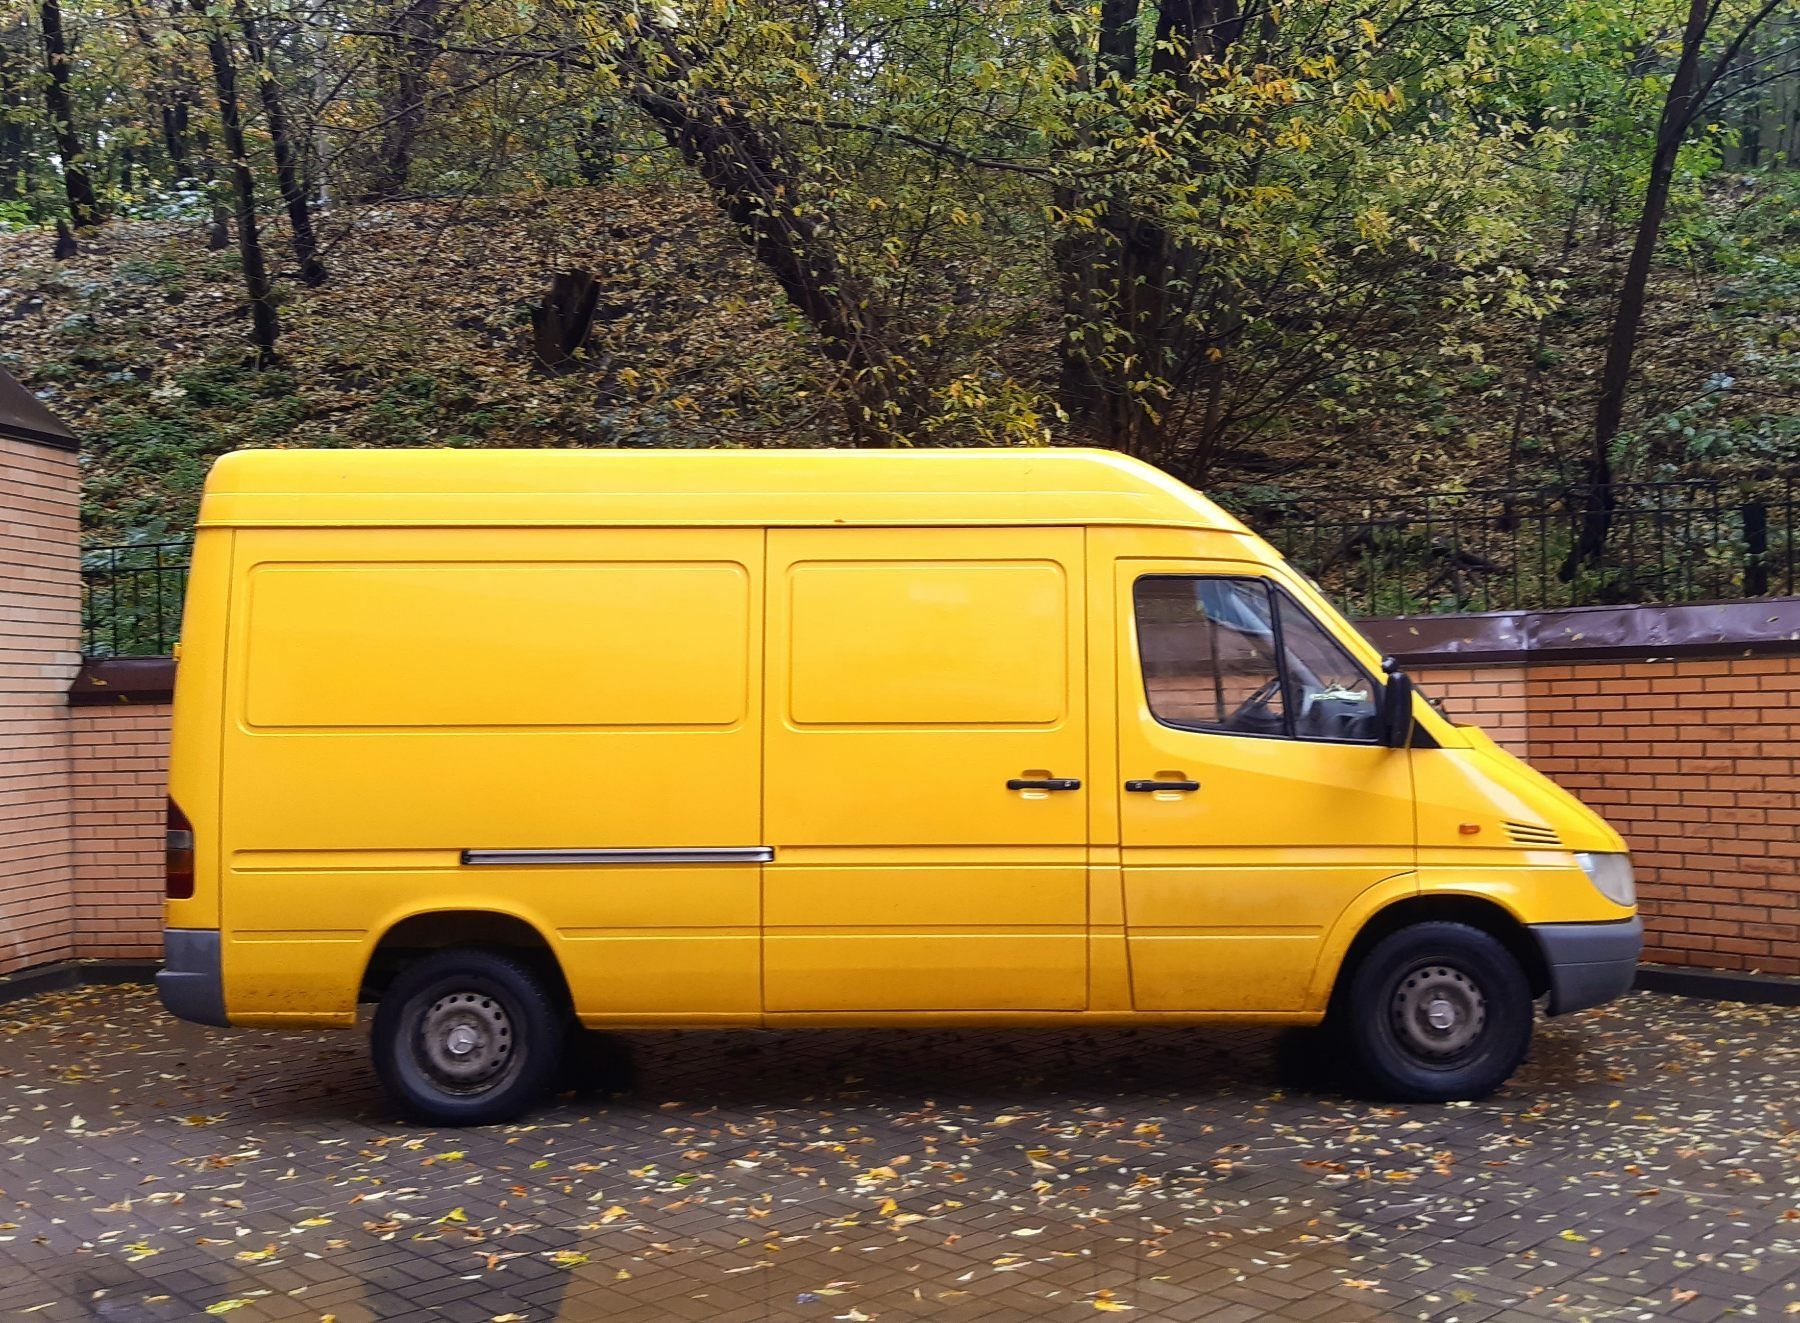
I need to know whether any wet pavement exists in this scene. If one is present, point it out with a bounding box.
[0,986,1795,1322]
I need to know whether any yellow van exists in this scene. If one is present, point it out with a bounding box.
[158,448,1639,1123]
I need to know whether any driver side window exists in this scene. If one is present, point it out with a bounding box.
[1133,575,1380,743]
[1134,576,1286,737]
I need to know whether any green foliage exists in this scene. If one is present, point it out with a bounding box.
[1,0,1796,547]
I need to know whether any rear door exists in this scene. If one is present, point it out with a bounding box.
[762,527,1089,1012]
[219,526,766,1023]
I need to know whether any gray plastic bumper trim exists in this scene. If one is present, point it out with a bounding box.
[1531,916,1644,1016]
[156,928,229,1027]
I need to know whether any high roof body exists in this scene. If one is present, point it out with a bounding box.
[198,447,1249,532]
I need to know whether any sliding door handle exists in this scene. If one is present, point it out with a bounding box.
[1125,779,1200,793]
[1007,777,1082,792]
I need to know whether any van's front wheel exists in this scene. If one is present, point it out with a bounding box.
[372,949,564,1126]
[1340,921,1532,1103]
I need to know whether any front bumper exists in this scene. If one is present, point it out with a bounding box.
[156,928,229,1026]
[1531,916,1643,1015]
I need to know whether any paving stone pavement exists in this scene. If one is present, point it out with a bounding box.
[0,987,1795,1322]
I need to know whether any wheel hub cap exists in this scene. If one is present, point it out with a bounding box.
[1393,964,1487,1059]
[418,991,513,1090]
[445,1025,480,1056]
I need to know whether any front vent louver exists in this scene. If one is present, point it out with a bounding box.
[1504,820,1562,848]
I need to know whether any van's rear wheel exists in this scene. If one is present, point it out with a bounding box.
[1340,921,1532,1102]
[372,949,564,1126]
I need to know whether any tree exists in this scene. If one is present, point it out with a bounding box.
[235,0,325,283]
[591,11,927,444]
[190,0,280,360]
[1570,0,1789,573]
[1,21,34,202]
[120,0,194,179]
[38,0,101,226]
[1045,0,1556,478]
[364,0,450,198]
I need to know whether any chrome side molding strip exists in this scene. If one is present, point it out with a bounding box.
[460,847,774,867]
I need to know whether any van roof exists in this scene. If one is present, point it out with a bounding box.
[197,447,1250,532]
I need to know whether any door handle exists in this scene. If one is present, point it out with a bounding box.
[1007,777,1082,792]
[1125,779,1200,793]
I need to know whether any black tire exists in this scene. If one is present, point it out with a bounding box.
[1338,921,1533,1103]
[371,948,565,1126]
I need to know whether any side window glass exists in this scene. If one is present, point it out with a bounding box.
[1275,594,1380,742]
[1133,577,1285,737]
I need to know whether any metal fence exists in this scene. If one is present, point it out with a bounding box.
[74,476,1800,655]
[80,541,191,658]
[1230,477,1799,618]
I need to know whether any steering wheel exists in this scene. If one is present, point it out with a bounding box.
[1227,675,1283,727]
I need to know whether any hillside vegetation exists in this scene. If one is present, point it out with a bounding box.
[3,0,1799,545]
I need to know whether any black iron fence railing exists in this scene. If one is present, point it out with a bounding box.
[81,541,191,658]
[75,477,1799,655]
[1226,477,1799,618]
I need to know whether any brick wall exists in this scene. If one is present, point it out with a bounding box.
[1531,659,1799,978]
[0,435,80,975]
[1408,664,1531,756]
[68,703,171,959]
[1411,656,1800,978]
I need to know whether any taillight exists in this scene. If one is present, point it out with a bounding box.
[166,797,195,900]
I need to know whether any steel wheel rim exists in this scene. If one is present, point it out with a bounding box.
[1391,962,1487,1062]
[413,989,520,1096]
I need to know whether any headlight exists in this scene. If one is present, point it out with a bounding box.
[1574,852,1635,908]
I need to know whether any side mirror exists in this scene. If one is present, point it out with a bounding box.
[1381,666,1415,749]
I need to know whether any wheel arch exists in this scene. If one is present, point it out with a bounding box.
[1328,893,1550,1009]
[360,908,572,1010]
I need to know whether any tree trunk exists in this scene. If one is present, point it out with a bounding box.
[121,0,192,179]
[575,109,616,186]
[37,0,101,227]
[161,98,192,176]
[1569,0,1785,572]
[529,269,601,373]
[235,0,325,284]
[621,29,918,444]
[0,27,32,203]
[365,0,447,199]
[192,124,233,249]
[1052,0,1237,468]
[1568,0,1712,574]
[190,0,279,362]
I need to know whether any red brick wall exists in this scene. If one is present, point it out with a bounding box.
[68,703,170,959]
[1413,657,1800,978]
[0,436,80,975]
[1530,659,1799,978]
[1411,665,1532,755]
